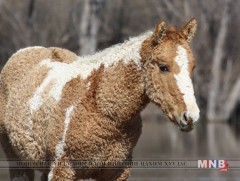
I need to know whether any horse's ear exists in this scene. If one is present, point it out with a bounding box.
[152,20,166,44]
[181,18,197,42]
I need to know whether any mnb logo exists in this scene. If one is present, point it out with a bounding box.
[198,160,228,172]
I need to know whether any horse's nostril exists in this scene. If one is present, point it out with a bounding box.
[183,112,193,125]
[183,112,188,122]
[178,112,195,132]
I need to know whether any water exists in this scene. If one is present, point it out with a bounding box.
[0,103,240,180]
[129,104,240,180]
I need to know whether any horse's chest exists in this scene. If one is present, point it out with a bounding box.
[65,114,142,162]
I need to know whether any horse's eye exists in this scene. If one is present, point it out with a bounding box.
[159,65,169,72]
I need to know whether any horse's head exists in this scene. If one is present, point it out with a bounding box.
[141,19,199,132]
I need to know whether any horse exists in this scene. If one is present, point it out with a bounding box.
[0,18,199,181]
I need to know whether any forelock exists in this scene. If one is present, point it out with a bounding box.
[164,27,185,41]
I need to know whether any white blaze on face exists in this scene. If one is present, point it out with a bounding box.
[174,46,200,122]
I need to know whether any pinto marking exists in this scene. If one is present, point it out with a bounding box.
[48,171,53,181]
[55,105,74,158]
[174,46,200,122]
[74,32,151,79]
[28,32,151,114]
[28,59,80,113]
[48,105,74,181]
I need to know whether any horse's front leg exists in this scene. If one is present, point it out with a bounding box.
[48,158,76,181]
[115,168,130,181]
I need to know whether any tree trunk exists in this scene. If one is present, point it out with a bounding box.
[79,0,103,56]
[207,0,231,122]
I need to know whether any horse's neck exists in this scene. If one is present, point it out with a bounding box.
[72,32,152,122]
[90,33,152,122]
[95,62,149,123]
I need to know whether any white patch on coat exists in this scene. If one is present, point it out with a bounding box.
[48,169,53,181]
[174,46,200,122]
[17,46,44,53]
[48,105,74,181]
[74,31,152,79]
[28,32,152,113]
[55,105,74,158]
[28,116,33,130]
[28,60,80,113]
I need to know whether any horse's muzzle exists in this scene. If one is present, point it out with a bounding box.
[179,121,194,132]
[177,112,195,132]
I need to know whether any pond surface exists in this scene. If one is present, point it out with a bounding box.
[130,104,240,181]
[0,103,240,180]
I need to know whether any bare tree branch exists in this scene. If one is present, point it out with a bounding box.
[162,0,183,21]
[207,0,231,121]
[28,0,35,18]
[221,59,232,101]
[79,0,103,55]
[183,0,190,19]
[221,78,240,120]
